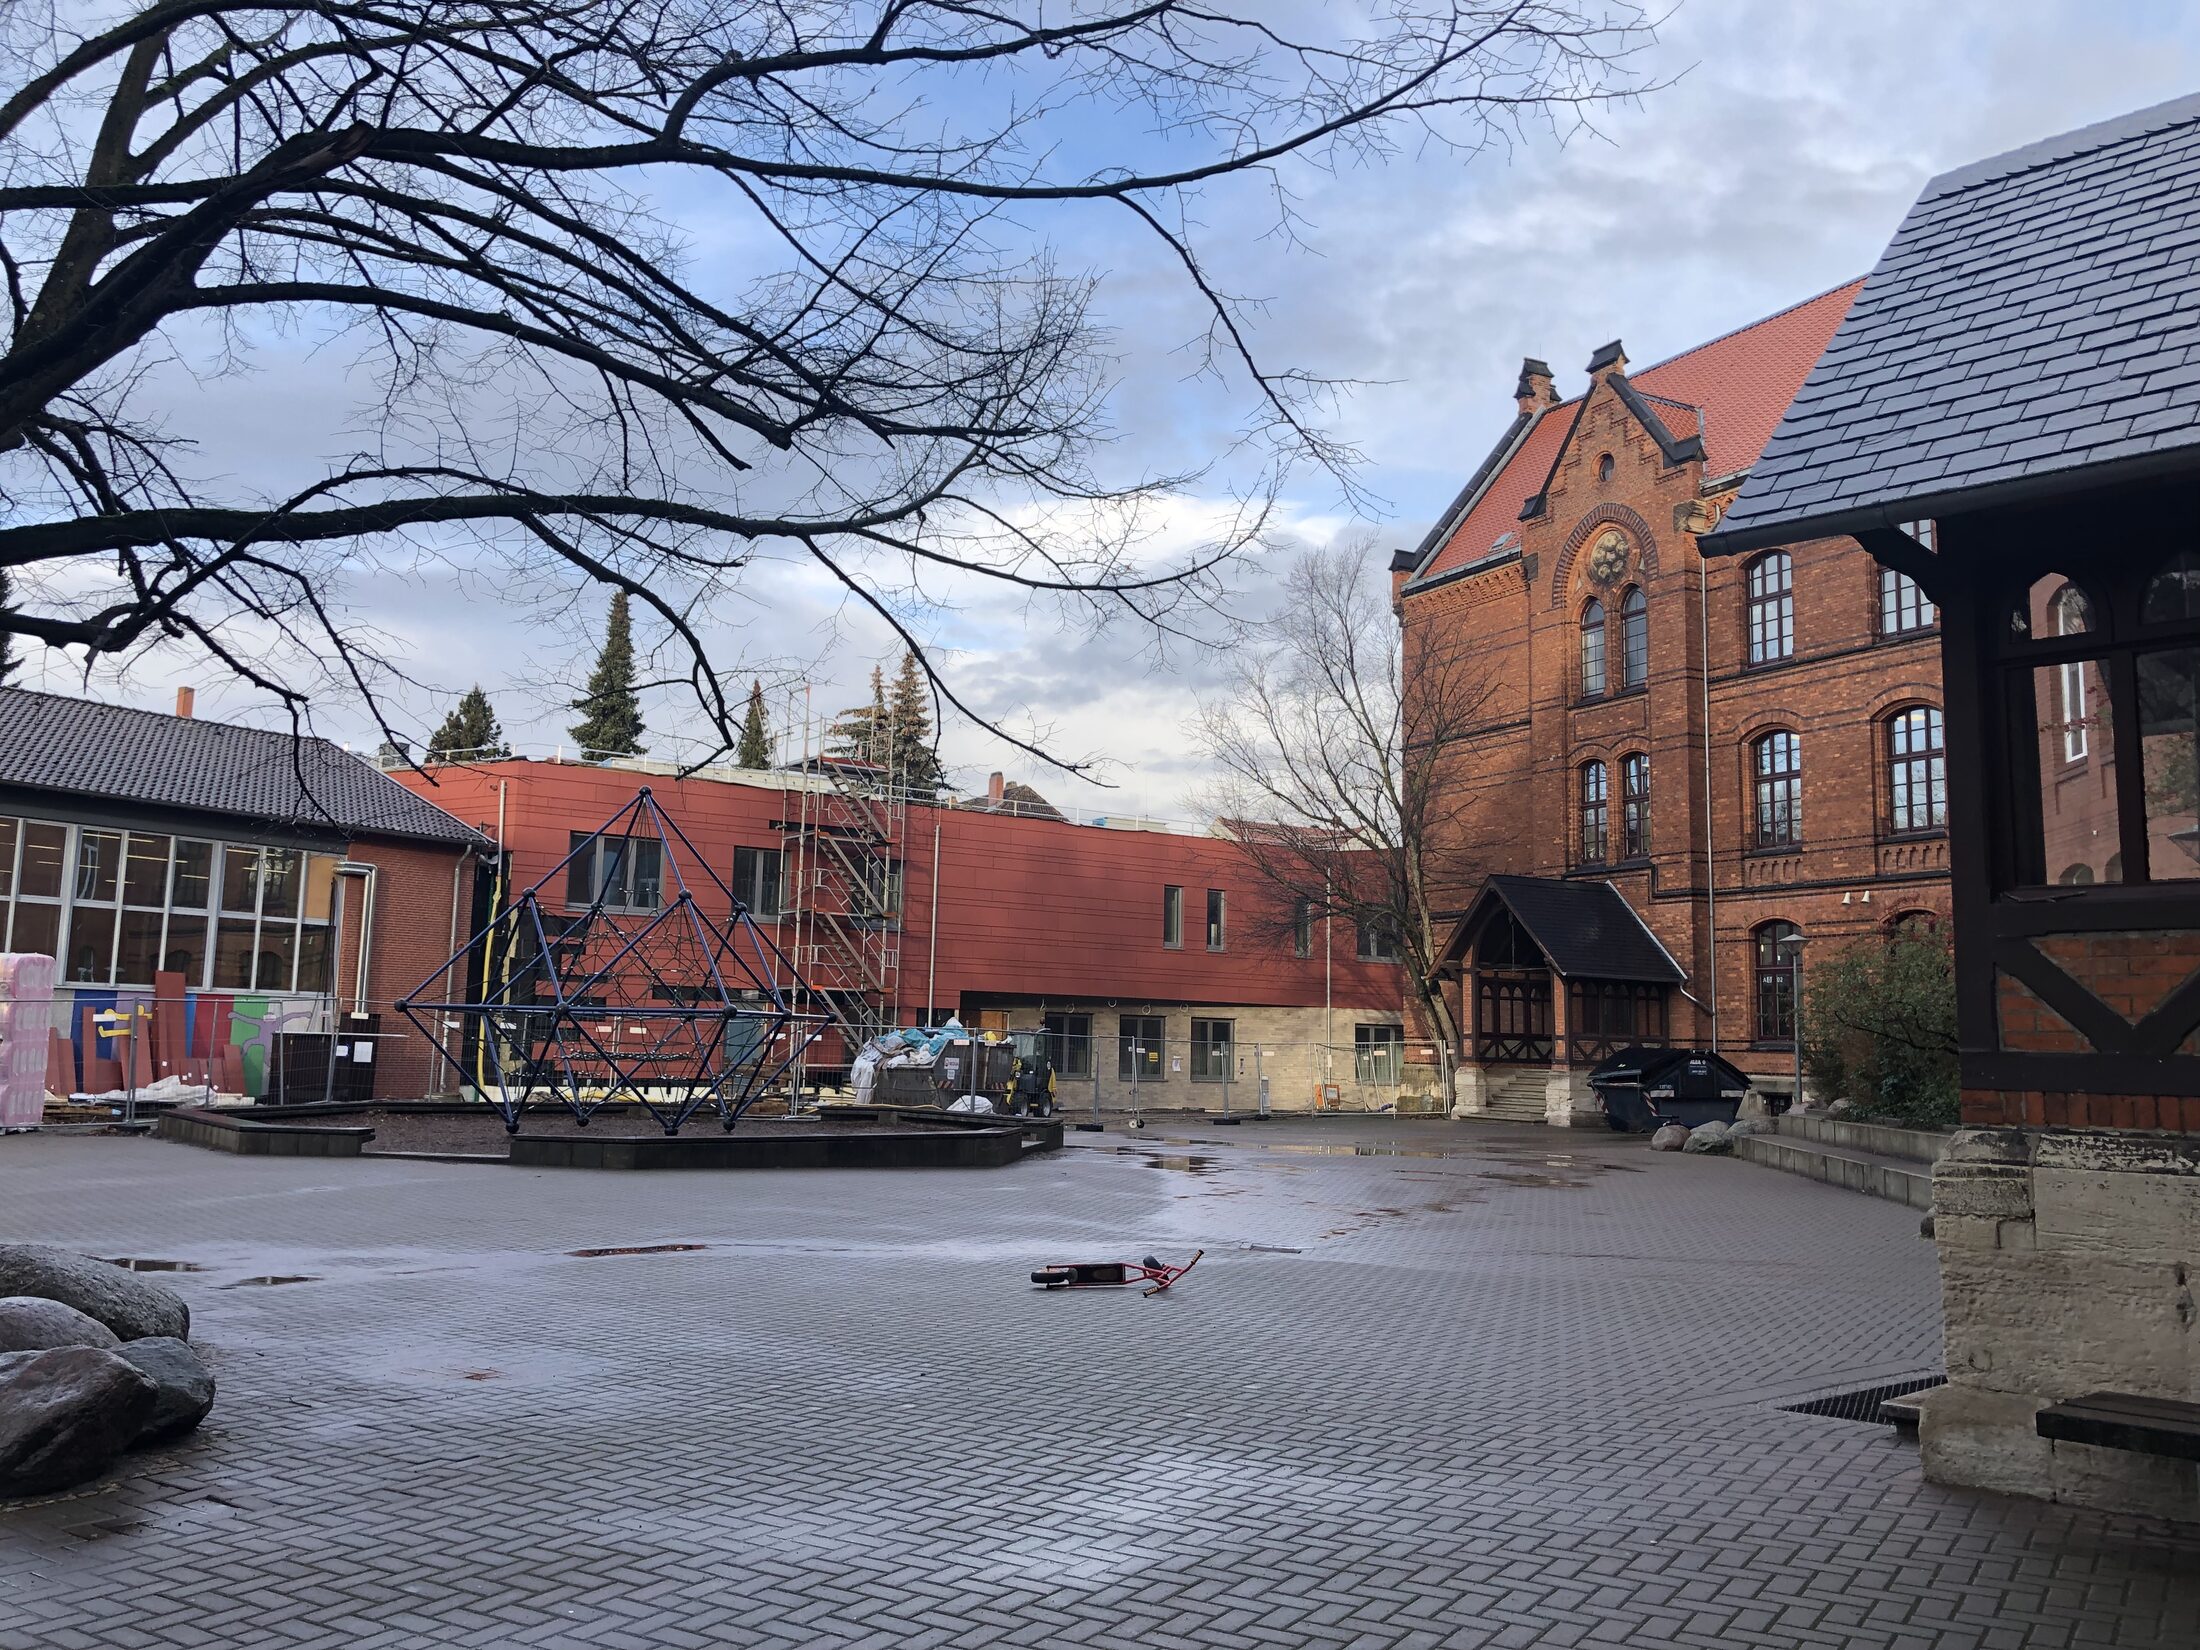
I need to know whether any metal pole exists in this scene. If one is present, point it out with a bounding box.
[1129,1037,1142,1128]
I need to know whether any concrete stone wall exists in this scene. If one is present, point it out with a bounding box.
[979,1001,1404,1114]
[1922,1127,2200,1522]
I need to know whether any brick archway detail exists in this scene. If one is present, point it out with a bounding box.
[1550,503,1660,606]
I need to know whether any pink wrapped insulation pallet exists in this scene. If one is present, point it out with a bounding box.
[0,952,58,1128]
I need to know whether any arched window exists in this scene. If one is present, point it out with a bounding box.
[1579,599,1607,698]
[1751,730,1802,847]
[1579,761,1609,865]
[1888,909,1940,940]
[1597,452,1615,483]
[1753,921,1802,1044]
[1886,706,1946,835]
[1620,586,1648,690]
[1620,752,1650,859]
[1746,551,1794,665]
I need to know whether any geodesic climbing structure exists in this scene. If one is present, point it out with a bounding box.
[398,789,831,1134]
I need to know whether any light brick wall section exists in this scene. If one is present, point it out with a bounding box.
[1923,1127,2200,1520]
[986,1001,1405,1113]
[335,837,477,1100]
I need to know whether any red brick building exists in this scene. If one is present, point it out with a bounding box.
[1393,284,1952,1121]
[394,757,1405,1110]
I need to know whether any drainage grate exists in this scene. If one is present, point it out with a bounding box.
[1782,1375,1943,1425]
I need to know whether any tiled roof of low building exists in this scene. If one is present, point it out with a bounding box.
[1705,93,2200,555]
[0,688,488,847]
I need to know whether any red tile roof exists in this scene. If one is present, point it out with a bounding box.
[1415,280,1863,582]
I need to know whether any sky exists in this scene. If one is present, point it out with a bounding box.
[13,0,2200,825]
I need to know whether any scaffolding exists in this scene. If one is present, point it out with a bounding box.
[779,686,908,1083]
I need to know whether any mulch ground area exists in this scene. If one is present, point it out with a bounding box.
[276,1106,930,1156]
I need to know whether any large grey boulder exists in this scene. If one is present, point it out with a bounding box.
[0,1297,121,1354]
[1649,1122,1689,1151]
[1726,1117,1771,1143]
[0,1346,157,1497]
[1682,1120,1732,1155]
[0,1247,189,1342]
[113,1339,215,1445]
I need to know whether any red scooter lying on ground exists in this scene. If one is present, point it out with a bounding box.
[1030,1250,1202,1297]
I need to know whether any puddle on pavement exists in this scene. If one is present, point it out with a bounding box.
[567,1242,708,1258]
[222,1275,318,1288]
[1122,1151,1222,1175]
[101,1257,204,1272]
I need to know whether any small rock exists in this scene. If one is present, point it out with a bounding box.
[1826,1098,1858,1120]
[0,1346,157,1497]
[1919,1212,1937,1240]
[1726,1117,1770,1142]
[0,1246,189,1342]
[1735,1091,1772,1123]
[0,1296,121,1354]
[1683,1120,1732,1154]
[113,1338,215,1445]
[1649,1122,1689,1151]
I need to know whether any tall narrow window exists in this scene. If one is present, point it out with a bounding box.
[1291,897,1312,958]
[1189,1018,1234,1082]
[1579,599,1607,698]
[733,845,782,917]
[1579,761,1609,865]
[1753,921,1802,1043]
[2056,585,2091,762]
[1752,731,1802,847]
[1620,587,1648,690]
[1620,752,1650,859]
[1162,885,1183,948]
[1746,551,1795,664]
[1886,707,1947,835]
[1878,566,1936,636]
[1205,888,1226,950]
[1356,921,1400,962]
[1118,1014,1165,1081]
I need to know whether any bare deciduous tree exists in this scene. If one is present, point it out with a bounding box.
[0,1,1645,767]
[1196,540,1506,1090]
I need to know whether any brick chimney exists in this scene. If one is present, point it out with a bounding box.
[1514,357,1558,417]
[174,686,195,718]
[1585,338,1629,385]
[987,771,1005,804]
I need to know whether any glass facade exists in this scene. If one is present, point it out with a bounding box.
[0,815,340,991]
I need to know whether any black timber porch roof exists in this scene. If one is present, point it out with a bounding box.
[1437,875,1684,985]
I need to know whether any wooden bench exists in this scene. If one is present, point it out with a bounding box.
[2035,1392,2200,1462]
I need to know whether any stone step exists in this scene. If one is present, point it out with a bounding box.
[1731,1131,1934,1210]
[1774,1112,1953,1164]
[1481,1073,1548,1123]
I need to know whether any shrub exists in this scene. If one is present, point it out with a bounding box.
[1799,928,1960,1127]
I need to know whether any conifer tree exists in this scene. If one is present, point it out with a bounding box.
[736,680,772,769]
[567,591,646,758]
[427,685,508,761]
[0,570,15,683]
[826,665,888,764]
[887,650,944,797]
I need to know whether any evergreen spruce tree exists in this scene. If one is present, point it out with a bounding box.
[427,685,508,761]
[0,569,16,683]
[887,650,944,796]
[567,591,646,757]
[736,680,772,769]
[826,665,888,765]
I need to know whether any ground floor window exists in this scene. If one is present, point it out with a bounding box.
[1354,1023,1402,1084]
[1190,1017,1233,1081]
[1118,1014,1165,1081]
[1043,1010,1092,1077]
[1754,921,1802,1044]
[1564,980,1669,1064]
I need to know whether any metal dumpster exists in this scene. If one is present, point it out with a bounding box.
[1588,1046,1755,1132]
[873,1037,1015,1107]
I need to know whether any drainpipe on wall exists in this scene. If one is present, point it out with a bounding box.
[925,808,942,1026]
[1699,550,1720,1051]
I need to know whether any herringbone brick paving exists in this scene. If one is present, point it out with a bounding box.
[1,1119,2196,1649]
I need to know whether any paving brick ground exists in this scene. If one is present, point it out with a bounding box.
[2,1114,2197,1649]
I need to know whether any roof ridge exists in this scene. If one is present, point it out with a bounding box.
[1627,276,1867,382]
[1921,90,2200,204]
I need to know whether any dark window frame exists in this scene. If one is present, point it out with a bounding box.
[1753,920,1802,1045]
[1885,705,1948,837]
[1189,1017,1234,1083]
[1118,1014,1166,1081]
[1579,597,1607,699]
[1162,885,1183,948]
[1579,759,1609,866]
[1620,751,1650,860]
[1745,550,1796,666]
[1751,730,1803,848]
[1619,585,1648,691]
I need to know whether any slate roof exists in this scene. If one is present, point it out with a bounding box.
[0,688,488,847]
[1406,281,1862,584]
[1439,874,1684,984]
[1705,93,2200,555]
